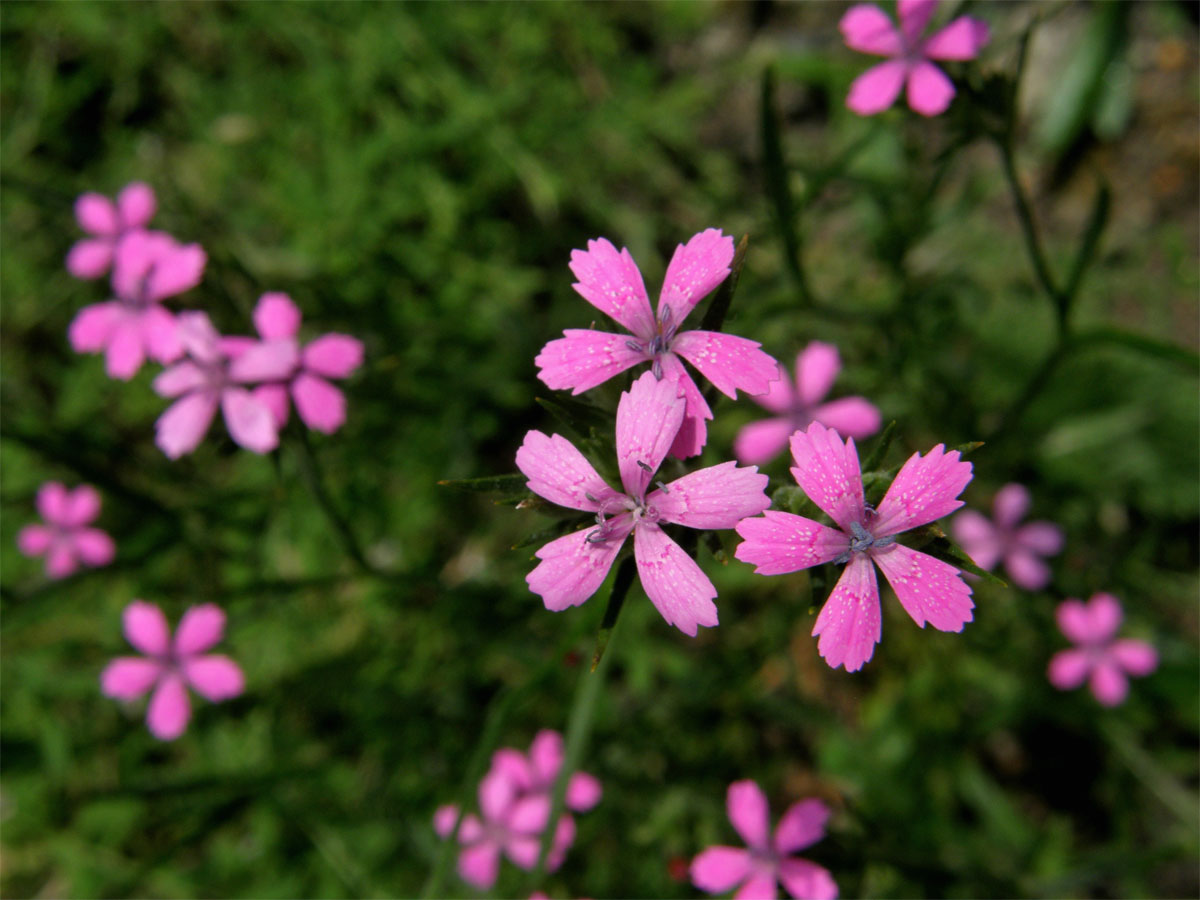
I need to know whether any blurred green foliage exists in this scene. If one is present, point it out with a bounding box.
[2,2,1197,898]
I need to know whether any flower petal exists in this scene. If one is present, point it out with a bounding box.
[735,512,849,575]
[566,771,602,812]
[1015,521,1064,556]
[142,305,182,364]
[1110,640,1158,677]
[897,0,938,43]
[1090,662,1129,706]
[253,292,302,340]
[457,840,501,889]
[812,554,881,672]
[527,522,631,612]
[528,730,563,786]
[174,604,226,655]
[516,430,622,513]
[505,830,544,869]
[691,846,752,894]
[221,388,280,452]
[870,544,974,631]
[124,600,171,655]
[789,423,866,533]
[796,342,842,407]
[67,239,115,279]
[302,334,364,379]
[616,370,686,498]
[950,510,1001,570]
[735,873,778,900]
[433,804,459,839]
[660,355,713,459]
[183,655,244,701]
[671,330,780,401]
[839,3,903,56]
[45,543,78,578]
[507,794,551,834]
[569,237,656,338]
[76,192,119,235]
[657,228,735,327]
[101,657,163,700]
[1085,593,1123,644]
[147,673,191,740]
[652,461,770,530]
[846,60,908,116]
[292,373,347,434]
[61,485,101,528]
[36,482,70,524]
[633,522,718,636]
[69,302,123,352]
[17,524,53,556]
[546,814,576,871]
[491,747,534,791]
[735,418,796,466]
[478,767,517,822]
[811,397,882,441]
[73,529,116,566]
[145,243,206,302]
[534,329,645,395]
[872,443,972,537]
[992,483,1030,530]
[175,311,222,364]
[774,798,830,854]
[254,383,291,428]
[1047,648,1091,690]
[110,230,173,300]
[922,16,990,61]
[906,60,956,117]
[228,339,300,383]
[105,320,147,380]
[778,859,839,900]
[727,780,771,851]
[154,362,209,399]
[1004,549,1051,591]
[155,391,219,459]
[116,182,156,227]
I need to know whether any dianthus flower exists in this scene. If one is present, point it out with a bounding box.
[66,182,157,279]
[735,422,973,671]
[17,482,115,579]
[490,730,603,814]
[536,229,779,458]
[69,230,206,379]
[153,311,291,458]
[101,600,244,740]
[692,780,838,900]
[1048,593,1157,706]
[517,371,771,635]
[735,341,881,466]
[951,483,1064,590]
[841,0,990,117]
[224,293,364,434]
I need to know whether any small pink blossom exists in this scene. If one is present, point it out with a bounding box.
[692,781,838,900]
[735,342,881,466]
[228,293,364,434]
[517,371,771,636]
[17,482,115,579]
[101,600,244,740]
[536,229,780,458]
[735,422,974,671]
[490,730,603,815]
[69,230,206,379]
[153,311,293,458]
[841,0,990,117]
[951,483,1064,590]
[1048,593,1157,706]
[66,182,157,279]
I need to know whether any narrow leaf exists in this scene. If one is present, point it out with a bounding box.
[861,420,898,473]
[1063,181,1111,305]
[699,233,750,333]
[438,473,529,494]
[760,65,811,304]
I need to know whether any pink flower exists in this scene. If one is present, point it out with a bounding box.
[735,422,974,671]
[228,293,364,434]
[490,730,603,815]
[517,371,771,636]
[692,781,838,900]
[68,230,206,379]
[153,311,293,458]
[1048,594,1157,706]
[65,182,157,279]
[841,0,990,117]
[535,229,780,458]
[100,600,244,740]
[17,482,115,579]
[951,483,1064,591]
[735,342,881,466]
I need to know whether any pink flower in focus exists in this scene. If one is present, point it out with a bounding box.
[229,293,364,434]
[951,483,1064,590]
[101,600,244,740]
[735,422,974,671]
[735,341,881,466]
[1048,593,1157,706]
[536,229,780,458]
[66,182,157,279]
[153,311,292,458]
[68,230,206,379]
[692,781,837,900]
[841,0,990,117]
[517,371,771,636]
[17,482,115,578]
[490,730,603,815]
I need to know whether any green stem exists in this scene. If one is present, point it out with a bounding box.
[997,137,1065,330]
[290,426,375,575]
[1100,719,1200,834]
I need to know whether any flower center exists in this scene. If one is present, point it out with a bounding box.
[834,519,896,565]
[625,306,679,380]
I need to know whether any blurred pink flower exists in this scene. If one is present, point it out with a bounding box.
[101,600,244,740]
[229,293,364,434]
[692,781,838,900]
[735,422,974,671]
[17,482,115,579]
[841,0,990,117]
[490,730,603,815]
[517,371,771,636]
[1048,593,1157,706]
[735,341,881,466]
[68,230,206,379]
[153,311,293,458]
[952,483,1064,590]
[536,229,779,458]
[66,182,157,279]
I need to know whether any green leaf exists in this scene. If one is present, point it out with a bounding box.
[590,556,636,671]
[772,484,814,516]
[437,473,529,494]
[699,233,749,333]
[1063,181,1110,305]
[861,420,898,473]
[535,394,611,436]
[760,65,811,305]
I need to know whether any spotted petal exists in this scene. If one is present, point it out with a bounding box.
[651,461,770,530]
[812,554,881,672]
[789,423,866,533]
[870,544,974,632]
[616,371,685,498]
[657,228,734,327]
[535,329,646,395]
[633,522,718,636]
[671,330,780,401]
[516,430,622,513]
[527,521,632,612]
[872,443,971,537]
[734,511,848,576]
[568,237,656,338]
[660,354,713,459]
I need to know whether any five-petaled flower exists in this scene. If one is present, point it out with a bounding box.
[952,483,1064,591]
[735,341,881,466]
[101,600,244,740]
[691,780,838,900]
[66,182,157,279]
[535,229,780,458]
[517,371,771,636]
[69,230,206,379]
[841,0,990,117]
[735,422,974,671]
[1048,593,1157,706]
[17,482,115,579]
[153,311,295,458]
